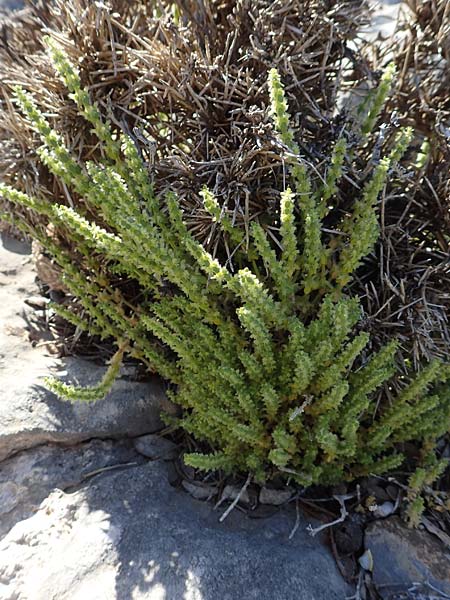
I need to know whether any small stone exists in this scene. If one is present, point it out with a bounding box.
[259,487,293,506]
[48,290,65,303]
[365,516,450,599]
[373,501,395,519]
[133,434,178,460]
[220,484,250,505]
[175,461,196,480]
[166,461,181,487]
[358,549,373,572]
[24,296,49,310]
[181,480,218,500]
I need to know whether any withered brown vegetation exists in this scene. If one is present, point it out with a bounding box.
[389,0,450,154]
[0,0,369,222]
[361,0,450,371]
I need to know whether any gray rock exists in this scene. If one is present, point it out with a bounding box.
[259,487,293,506]
[219,483,251,506]
[181,480,218,500]
[0,359,169,462]
[0,234,171,462]
[0,439,143,539]
[365,517,450,599]
[372,501,395,519]
[0,461,350,600]
[133,433,179,460]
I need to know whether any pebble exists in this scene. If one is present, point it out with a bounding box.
[133,434,178,460]
[373,501,395,519]
[181,480,218,501]
[358,549,374,572]
[259,487,293,506]
[24,296,50,310]
[220,484,251,506]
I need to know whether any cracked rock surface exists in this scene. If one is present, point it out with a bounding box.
[0,439,145,539]
[365,517,450,599]
[0,461,350,600]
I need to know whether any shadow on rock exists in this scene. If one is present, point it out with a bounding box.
[0,355,169,462]
[0,458,351,599]
[0,231,31,255]
[61,461,349,600]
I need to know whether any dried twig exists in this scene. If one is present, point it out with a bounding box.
[307,494,352,537]
[288,499,301,540]
[219,473,252,522]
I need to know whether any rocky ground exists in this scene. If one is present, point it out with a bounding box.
[0,231,449,600]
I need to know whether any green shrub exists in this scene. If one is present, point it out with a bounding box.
[1,39,449,494]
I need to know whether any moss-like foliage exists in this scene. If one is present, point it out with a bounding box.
[1,40,449,503]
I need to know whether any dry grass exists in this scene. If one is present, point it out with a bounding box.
[392,0,450,155]
[355,0,450,374]
[0,0,370,244]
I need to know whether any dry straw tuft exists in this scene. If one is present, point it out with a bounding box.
[0,0,370,242]
[358,0,450,373]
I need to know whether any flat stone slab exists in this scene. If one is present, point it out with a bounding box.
[365,517,450,599]
[0,356,169,462]
[0,234,170,461]
[0,439,144,539]
[0,460,349,600]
